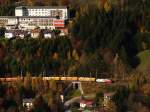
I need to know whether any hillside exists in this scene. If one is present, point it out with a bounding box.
[137,50,150,72]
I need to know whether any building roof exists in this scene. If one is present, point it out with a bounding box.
[80,99,94,105]
[16,6,68,9]
[43,30,52,34]
[23,98,34,103]
[31,28,41,33]
[5,29,28,34]
[104,92,115,97]
[0,16,17,18]
[0,16,55,19]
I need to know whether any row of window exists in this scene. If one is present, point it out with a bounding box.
[28,9,65,11]
[26,9,64,14]
[0,18,55,22]
[23,10,64,18]
[28,23,53,26]
[20,18,53,21]
[29,9,59,11]
[0,19,8,22]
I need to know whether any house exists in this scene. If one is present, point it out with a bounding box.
[43,30,52,38]
[5,25,17,30]
[5,29,29,39]
[103,92,115,107]
[0,16,18,27]
[31,28,41,38]
[80,99,94,109]
[58,27,68,36]
[23,98,34,111]
[5,30,14,38]
[18,30,30,39]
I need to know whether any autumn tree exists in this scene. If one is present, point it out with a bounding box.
[71,2,141,69]
[59,0,69,6]
[23,74,35,98]
[112,86,130,112]
[32,95,50,112]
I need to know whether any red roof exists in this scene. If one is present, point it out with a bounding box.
[80,99,93,105]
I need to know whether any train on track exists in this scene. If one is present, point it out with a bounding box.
[0,77,95,82]
[0,77,112,83]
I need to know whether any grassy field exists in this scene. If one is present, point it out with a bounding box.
[137,50,150,72]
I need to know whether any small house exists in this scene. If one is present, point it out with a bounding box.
[5,29,29,39]
[103,92,115,107]
[31,28,41,38]
[5,30,15,38]
[58,27,68,36]
[80,99,94,109]
[16,30,29,39]
[43,30,52,38]
[23,98,34,111]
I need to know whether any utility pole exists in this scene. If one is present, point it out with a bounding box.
[21,69,22,77]
[90,72,91,78]
[96,69,98,79]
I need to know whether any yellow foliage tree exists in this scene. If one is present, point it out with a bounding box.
[72,49,79,61]
[59,0,69,6]
[99,0,106,9]
[104,0,112,12]
[31,78,37,91]
[49,80,57,91]
[141,83,150,95]
[106,101,117,112]
[43,80,50,91]
[24,74,32,90]
[67,50,71,60]
[53,52,59,60]
[27,0,34,6]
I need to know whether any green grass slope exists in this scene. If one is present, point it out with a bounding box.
[137,50,150,72]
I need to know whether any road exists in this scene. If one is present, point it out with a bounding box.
[64,94,95,107]
[64,96,82,107]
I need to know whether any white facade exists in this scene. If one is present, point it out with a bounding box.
[15,6,68,20]
[0,17,62,30]
[23,99,33,111]
[15,9,23,16]
[18,17,55,30]
[44,33,52,38]
[7,18,18,25]
[0,17,18,29]
[0,6,68,37]
[5,32,14,38]
[31,32,40,38]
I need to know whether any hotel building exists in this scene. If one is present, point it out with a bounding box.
[15,6,68,20]
[0,6,68,30]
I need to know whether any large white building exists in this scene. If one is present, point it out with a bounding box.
[0,6,68,30]
[15,6,68,20]
[18,16,56,30]
[0,17,18,26]
[0,16,65,30]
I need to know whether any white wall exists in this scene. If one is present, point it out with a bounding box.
[15,7,68,20]
[44,34,52,38]
[5,33,14,38]
[15,9,23,16]
[7,18,18,25]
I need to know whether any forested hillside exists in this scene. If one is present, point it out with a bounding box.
[70,0,150,77]
[0,0,150,77]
